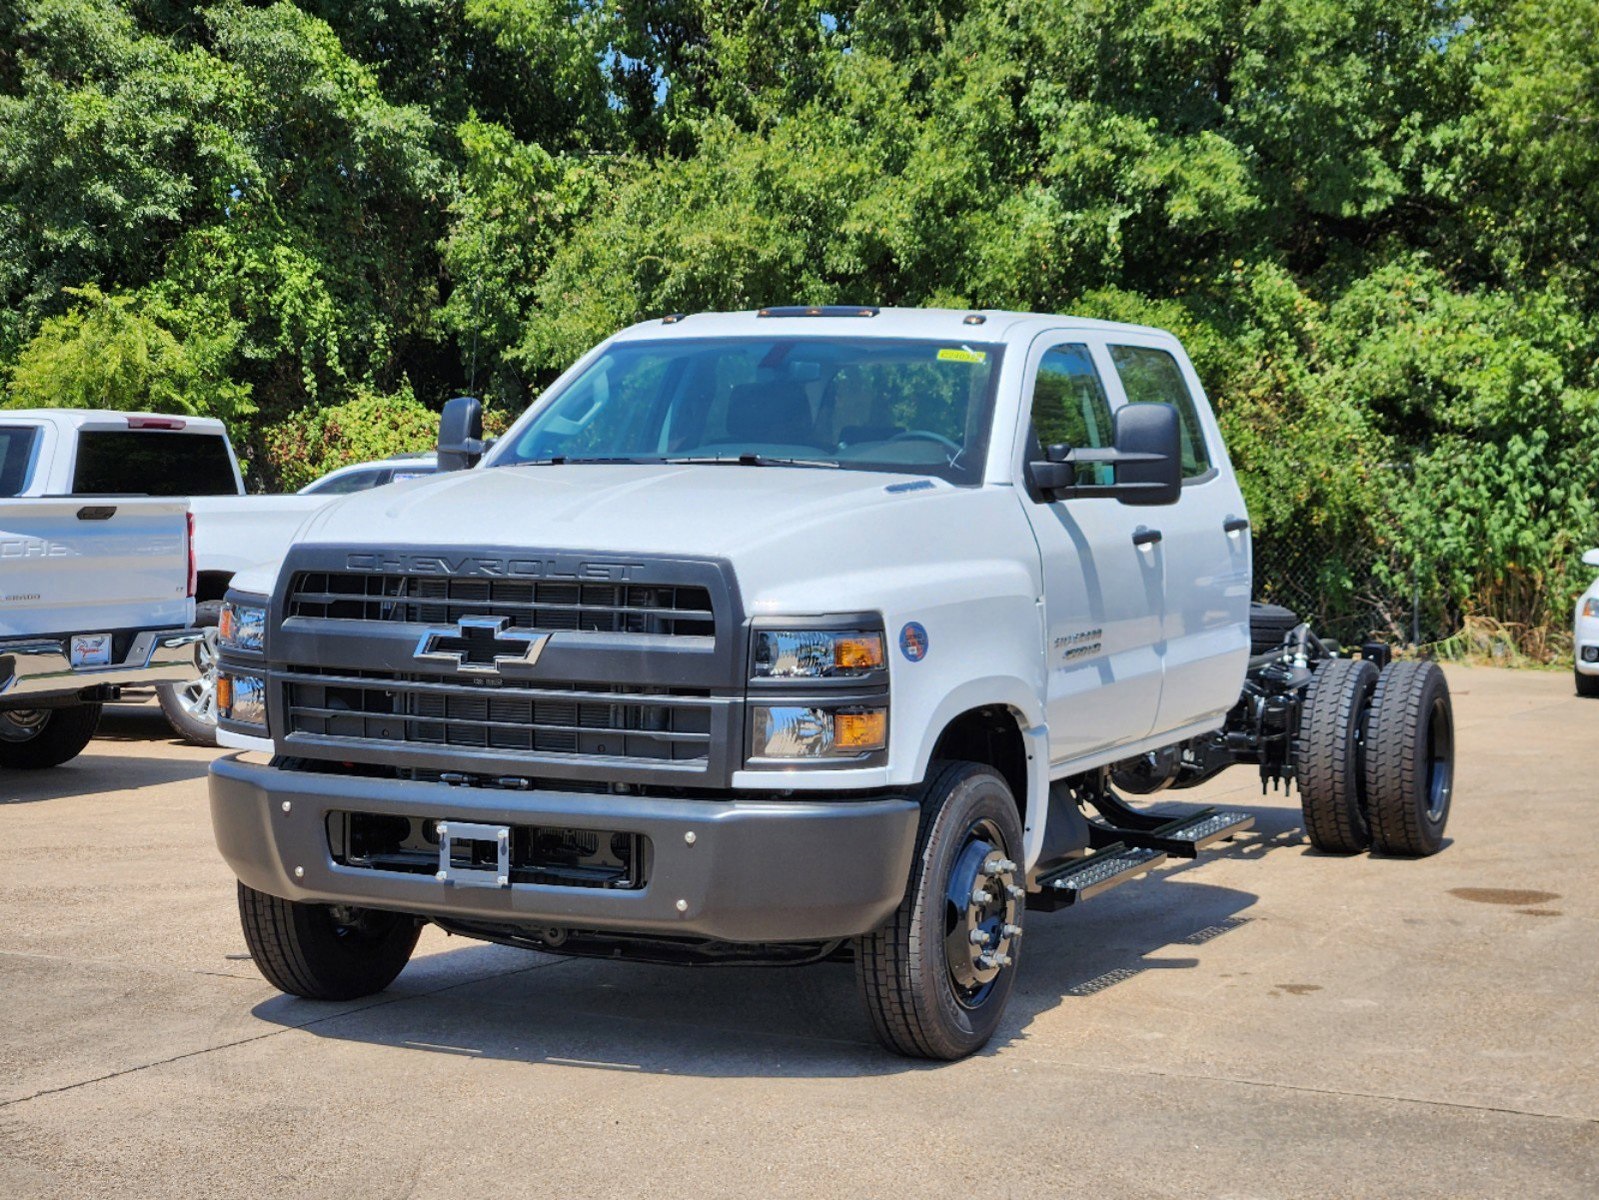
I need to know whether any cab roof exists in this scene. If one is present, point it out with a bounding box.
[610,306,1174,346]
[2,409,229,433]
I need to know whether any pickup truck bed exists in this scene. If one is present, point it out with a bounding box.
[1,495,200,766]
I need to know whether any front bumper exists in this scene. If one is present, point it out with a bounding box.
[0,628,205,703]
[1576,616,1599,676]
[209,755,921,943]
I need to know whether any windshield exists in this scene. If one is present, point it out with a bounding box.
[493,336,1004,484]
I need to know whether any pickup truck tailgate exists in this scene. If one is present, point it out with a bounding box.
[0,498,191,638]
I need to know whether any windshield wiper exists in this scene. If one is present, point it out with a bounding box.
[662,454,839,469]
[507,455,658,467]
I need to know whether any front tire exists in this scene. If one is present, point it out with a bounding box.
[238,883,420,1001]
[855,761,1025,1060]
[1295,658,1379,854]
[0,704,102,770]
[157,599,222,746]
[1365,662,1454,857]
[1576,669,1599,698]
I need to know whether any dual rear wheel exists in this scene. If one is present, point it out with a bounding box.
[1297,659,1453,857]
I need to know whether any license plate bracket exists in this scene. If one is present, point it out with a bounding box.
[70,634,113,668]
[436,821,511,889]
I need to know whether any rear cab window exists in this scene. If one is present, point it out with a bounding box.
[1108,345,1213,479]
[0,425,41,496]
[72,431,238,496]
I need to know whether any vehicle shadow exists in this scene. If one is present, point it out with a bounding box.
[0,705,212,804]
[248,817,1301,1079]
[95,702,194,745]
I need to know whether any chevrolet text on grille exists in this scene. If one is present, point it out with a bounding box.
[344,552,647,580]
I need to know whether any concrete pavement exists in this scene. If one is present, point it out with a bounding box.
[1,665,1595,1197]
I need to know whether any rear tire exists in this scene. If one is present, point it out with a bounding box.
[1295,658,1379,854]
[1250,601,1300,655]
[1365,662,1454,857]
[1576,669,1599,698]
[237,883,420,1000]
[855,761,1025,1060]
[0,704,102,769]
[157,599,222,746]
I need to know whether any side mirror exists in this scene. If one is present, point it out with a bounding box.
[437,396,485,472]
[1029,402,1182,506]
[1583,548,1599,568]
[1110,402,1182,507]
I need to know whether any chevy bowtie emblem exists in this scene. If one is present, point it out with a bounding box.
[414,616,550,675]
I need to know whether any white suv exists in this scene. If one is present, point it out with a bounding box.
[1576,548,1599,697]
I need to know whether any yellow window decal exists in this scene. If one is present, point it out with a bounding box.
[936,347,987,364]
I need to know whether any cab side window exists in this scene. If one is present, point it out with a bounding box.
[1031,343,1114,486]
[1108,345,1212,478]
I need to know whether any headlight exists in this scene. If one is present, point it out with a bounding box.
[753,629,885,679]
[750,705,887,759]
[219,599,267,652]
[218,671,267,729]
[1583,598,1599,619]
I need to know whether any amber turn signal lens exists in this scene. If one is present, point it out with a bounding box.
[833,709,887,751]
[834,634,884,671]
[216,673,234,715]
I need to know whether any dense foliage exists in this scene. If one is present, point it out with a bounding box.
[3,0,1597,647]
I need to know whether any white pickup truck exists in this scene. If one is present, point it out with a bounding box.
[1,422,201,766]
[0,410,330,742]
[207,307,1456,1059]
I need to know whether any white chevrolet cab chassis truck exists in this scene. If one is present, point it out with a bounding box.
[208,307,1456,1059]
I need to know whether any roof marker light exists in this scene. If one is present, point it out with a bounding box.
[756,305,881,318]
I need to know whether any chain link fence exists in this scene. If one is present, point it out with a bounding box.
[1251,527,1429,650]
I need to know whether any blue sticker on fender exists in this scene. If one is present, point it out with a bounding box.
[899,622,929,662]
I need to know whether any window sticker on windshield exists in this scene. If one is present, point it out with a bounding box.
[936,347,987,364]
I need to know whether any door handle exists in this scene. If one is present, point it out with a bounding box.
[1224,517,1250,534]
[1132,528,1162,547]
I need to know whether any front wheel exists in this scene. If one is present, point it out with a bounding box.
[0,704,102,769]
[855,761,1025,1060]
[1576,669,1599,698]
[237,883,420,1001]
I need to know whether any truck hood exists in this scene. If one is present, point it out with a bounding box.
[262,463,1034,612]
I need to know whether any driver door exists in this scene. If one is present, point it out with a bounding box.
[1019,338,1164,765]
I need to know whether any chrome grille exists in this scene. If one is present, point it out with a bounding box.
[282,668,712,762]
[287,572,715,638]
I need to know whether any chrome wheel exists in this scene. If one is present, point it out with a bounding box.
[0,710,50,743]
[173,626,220,728]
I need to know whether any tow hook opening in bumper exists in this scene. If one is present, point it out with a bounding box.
[330,809,650,891]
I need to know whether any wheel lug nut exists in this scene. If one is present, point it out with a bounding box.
[971,888,992,906]
[969,928,989,945]
[1002,923,1022,939]
[1006,884,1026,900]
[990,952,1012,968]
